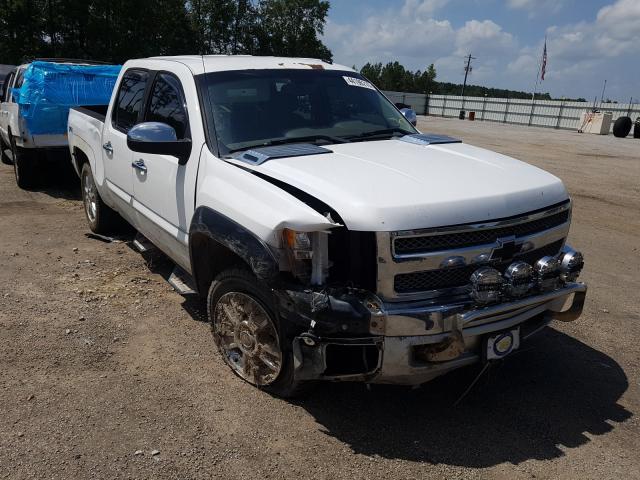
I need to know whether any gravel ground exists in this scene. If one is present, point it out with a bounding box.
[1,117,639,479]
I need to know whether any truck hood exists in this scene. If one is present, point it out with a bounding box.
[230,139,568,232]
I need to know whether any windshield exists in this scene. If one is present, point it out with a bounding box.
[201,69,417,155]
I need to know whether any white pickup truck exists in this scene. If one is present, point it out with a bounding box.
[0,59,118,188]
[67,55,586,396]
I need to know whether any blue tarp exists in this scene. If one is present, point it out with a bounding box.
[12,61,121,135]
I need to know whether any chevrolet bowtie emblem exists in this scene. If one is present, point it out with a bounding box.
[490,236,521,262]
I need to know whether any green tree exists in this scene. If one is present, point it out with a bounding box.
[360,62,382,85]
[255,0,332,61]
[415,63,436,94]
[0,0,48,64]
[0,0,332,65]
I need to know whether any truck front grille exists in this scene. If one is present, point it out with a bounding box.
[394,239,565,293]
[376,201,572,300]
[394,209,569,255]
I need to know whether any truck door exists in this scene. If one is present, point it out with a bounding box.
[102,69,150,207]
[131,71,199,270]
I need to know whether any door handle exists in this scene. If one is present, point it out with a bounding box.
[131,159,147,172]
[102,141,113,153]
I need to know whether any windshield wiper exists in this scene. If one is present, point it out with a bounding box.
[228,134,348,154]
[345,127,411,141]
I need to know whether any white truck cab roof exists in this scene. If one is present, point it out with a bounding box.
[142,55,352,75]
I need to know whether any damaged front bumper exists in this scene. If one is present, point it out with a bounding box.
[289,282,587,385]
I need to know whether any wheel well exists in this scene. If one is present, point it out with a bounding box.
[190,233,249,296]
[72,147,89,175]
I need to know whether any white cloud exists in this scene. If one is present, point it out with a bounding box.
[323,0,514,73]
[510,0,640,74]
[401,0,451,17]
[506,0,570,15]
[455,20,516,56]
[504,0,640,98]
[323,1,456,68]
[323,0,638,99]
[596,0,640,40]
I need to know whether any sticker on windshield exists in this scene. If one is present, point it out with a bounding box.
[343,76,376,90]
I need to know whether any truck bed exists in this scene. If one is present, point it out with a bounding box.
[67,106,106,177]
[71,105,108,123]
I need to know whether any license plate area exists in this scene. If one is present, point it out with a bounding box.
[485,328,520,360]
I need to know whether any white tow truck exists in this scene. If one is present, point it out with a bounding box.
[67,55,586,396]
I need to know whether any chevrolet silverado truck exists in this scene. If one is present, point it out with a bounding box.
[67,55,586,396]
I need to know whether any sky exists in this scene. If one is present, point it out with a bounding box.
[323,0,639,101]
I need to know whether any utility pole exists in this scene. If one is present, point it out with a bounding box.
[461,54,475,97]
[460,54,475,119]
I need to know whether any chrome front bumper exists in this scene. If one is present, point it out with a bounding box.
[374,282,586,385]
[293,282,586,385]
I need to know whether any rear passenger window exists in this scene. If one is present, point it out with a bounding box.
[113,70,149,132]
[145,73,189,139]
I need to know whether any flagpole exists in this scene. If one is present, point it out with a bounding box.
[528,36,546,126]
[531,35,546,102]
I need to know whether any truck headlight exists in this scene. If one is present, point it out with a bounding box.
[559,250,584,282]
[282,229,313,260]
[470,267,503,304]
[282,229,330,285]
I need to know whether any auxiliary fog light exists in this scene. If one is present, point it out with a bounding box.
[534,256,561,291]
[503,261,534,297]
[559,250,584,282]
[470,267,503,304]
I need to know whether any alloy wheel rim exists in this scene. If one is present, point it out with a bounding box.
[83,172,98,223]
[213,292,283,386]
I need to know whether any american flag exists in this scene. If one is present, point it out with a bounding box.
[541,40,547,81]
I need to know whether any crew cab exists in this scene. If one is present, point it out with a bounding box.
[67,56,586,396]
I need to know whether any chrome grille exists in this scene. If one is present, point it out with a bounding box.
[376,201,572,301]
[394,239,565,293]
[394,210,570,255]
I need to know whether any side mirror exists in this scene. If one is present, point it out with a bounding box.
[400,108,417,127]
[127,122,192,165]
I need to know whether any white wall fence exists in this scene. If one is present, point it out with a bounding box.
[383,91,640,132]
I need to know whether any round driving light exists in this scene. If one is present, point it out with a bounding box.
[533,256,560,291]
[503,261,534,297]
[470,267,503,304]
[560,250,584,282]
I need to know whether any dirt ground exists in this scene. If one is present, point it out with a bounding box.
[1,117,639,479]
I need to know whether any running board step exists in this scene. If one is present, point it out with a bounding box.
[168,266,198,295]
[132,233,155,253]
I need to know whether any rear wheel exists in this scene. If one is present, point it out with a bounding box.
[80,163,120,234]
[208,268,303,397]
[11,135,37,188]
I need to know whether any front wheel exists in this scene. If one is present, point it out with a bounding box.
[80,163,120,234]
[207,268,303,397]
